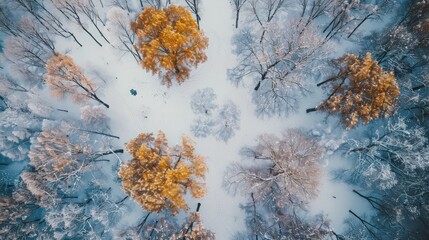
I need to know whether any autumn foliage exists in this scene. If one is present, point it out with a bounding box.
[131,5,208,86]
[119,131,207,215]
[316,53,400,129]
[44,53,109,108]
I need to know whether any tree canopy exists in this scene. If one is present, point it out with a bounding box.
[131,5,208,86]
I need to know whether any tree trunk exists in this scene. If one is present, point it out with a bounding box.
[137,212,152,233]
[254,81,261,91]
[196,13,201,30]
[96,149,124,157]
[412,85,426,91]
[306,107,317,113]
[183,202,202,236]
[347,14,372,39]
[149,221,158,237]
[235,9,240,28]
[79,129,120,139]
[91,94,109,108]
[115,195,129,204]
[317,76,337,87]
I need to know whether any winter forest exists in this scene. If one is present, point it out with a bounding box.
[0,0,428,239]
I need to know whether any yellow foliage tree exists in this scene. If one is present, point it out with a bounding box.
[308,53,400,129]
[131,5,208,86]
[119,131,207,215]
[44,53,109,108]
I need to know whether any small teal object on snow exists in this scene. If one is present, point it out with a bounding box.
[130,89,137,96]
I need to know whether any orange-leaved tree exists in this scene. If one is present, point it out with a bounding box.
[307,53,400,129]
[131,5,208,86]
[44,53,109,108]
[119,131,207,215]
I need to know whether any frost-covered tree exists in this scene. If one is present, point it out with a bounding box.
[105,6,142,62]
[231,0,248,28]
[0,2,20,36]
[235,193,331,240]
[140,0,172,9]
[225,129,323,206]
[190,116,215,138]
[335,116,429,239]
[113,215,179,239]
[44,194,123,240]
[343,117,429,189]
[244,0,288,42]
[80,105,110,131]
[0,183,42,239]
[45,53,110,108]
[229,21,328,116]
[347,0,394,38]
[12,0,82,46]
[21,171,56,207]
[190,88,217,115]
[28,120,123,193]
[44,203,89,239]
[2,16,55,84]
[110,0,138,12]
[0,108,41,162]
[322,0,362,40]
[214,101,240,142]
[320,0,394,40]
[172,209,215,239]
[50,0,107,46]
[190,90,240,142]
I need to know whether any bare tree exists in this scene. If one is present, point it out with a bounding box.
[141,0,171,9]
[235,193,331,240]
[231,0,249,28]
[185,0,202,29]
[343,117,429,189]
[80,105,110,131]
[190,88,218,115]
[322,0,359,40]
[228,21,328,116]
[346,0,393,38]
[0,108,41,162]
[322,0,392,40]
[214,101,240,142]
[0,183,42,239]
[12,0,83,46]
[110,0,133,12]
[244,0,288,42]
[105,6,142,62]
[0,3,20,36]
[50,0,104,46]
[28,120,123,193]
[297,0,334,30]
[44,53,110,108]
[2,17,55,84]
[70,0,111,43]
[225,129,324,207]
